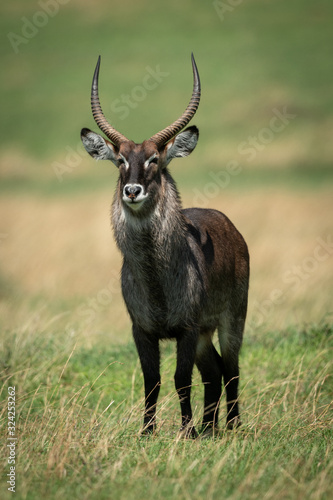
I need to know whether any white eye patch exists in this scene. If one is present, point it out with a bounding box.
[119,154,129,169]
[144,154,158,168]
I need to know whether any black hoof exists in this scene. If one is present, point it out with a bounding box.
[226,416,242,430]
[140,425,155,437]
[200,425,219,438]
[178,425,198,439]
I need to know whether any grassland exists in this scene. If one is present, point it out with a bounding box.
[1,0,333,498]
[0,320,332,500]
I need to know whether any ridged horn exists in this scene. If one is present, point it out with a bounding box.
[149,53,201,147]
[91,56,128,146]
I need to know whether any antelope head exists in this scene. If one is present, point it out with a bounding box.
[81,54,201,213]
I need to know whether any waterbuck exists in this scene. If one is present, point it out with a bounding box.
[80,54,249,438]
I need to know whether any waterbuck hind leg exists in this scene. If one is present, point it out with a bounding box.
[195,332,223,434]
[218,315,245,429]
[222,358,241,429]
[175,330,199,438]
[132,326,161,435]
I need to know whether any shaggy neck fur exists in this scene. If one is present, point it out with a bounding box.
[111,169,187,263]
[111,169,204,332]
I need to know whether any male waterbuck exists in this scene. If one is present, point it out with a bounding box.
[81,54,249,438]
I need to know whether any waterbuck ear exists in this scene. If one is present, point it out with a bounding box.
[165,126,199,164]
[80,128,118,165]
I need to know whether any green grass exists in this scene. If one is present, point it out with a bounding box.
[1,321,332,499]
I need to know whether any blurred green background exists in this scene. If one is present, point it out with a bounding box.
[1,0,333,182]
[0,0,332,336]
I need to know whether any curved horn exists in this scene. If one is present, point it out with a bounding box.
[149,53,201,147]
[91,56,128,146]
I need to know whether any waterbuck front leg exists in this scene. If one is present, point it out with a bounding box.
[175,329,199,439]
[132,325,161,435]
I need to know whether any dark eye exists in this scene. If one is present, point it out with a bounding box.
[118,156,128,168]
[150,157,158,164]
